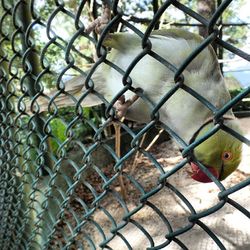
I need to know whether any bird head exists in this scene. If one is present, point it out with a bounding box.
[190,119,242,183]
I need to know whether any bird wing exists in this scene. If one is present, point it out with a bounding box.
[27,75,104,113]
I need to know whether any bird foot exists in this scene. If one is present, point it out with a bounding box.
[85,4,111,34]
[115,94,139,119]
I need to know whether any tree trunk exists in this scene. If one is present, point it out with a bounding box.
[197,0,216,37]
[197,0,221,57]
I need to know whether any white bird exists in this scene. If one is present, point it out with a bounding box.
[32,29,242,183]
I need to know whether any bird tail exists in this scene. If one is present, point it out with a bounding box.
[26,75,104,114]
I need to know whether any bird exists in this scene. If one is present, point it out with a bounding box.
[32,28,243,183]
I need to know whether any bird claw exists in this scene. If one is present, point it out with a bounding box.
[85,4,111,34]
[114,95,139,119]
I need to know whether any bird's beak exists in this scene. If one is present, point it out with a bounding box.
[190,162,220,183]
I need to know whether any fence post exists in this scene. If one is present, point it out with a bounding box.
[16,0,54,247]
[17,1,53,173]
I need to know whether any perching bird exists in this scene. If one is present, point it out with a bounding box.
[33,28,242,183]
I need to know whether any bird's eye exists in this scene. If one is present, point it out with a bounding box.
[222,151,233,161]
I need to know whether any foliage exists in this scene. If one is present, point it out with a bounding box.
[49,118,68,154]
[224,75,243,90]
[51,105,104,142]
[230,88,250,112]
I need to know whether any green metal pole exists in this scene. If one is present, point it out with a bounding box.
[16,1,54,248]
[17,0,53,174]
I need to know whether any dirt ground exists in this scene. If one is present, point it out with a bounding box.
[59,118,250,250]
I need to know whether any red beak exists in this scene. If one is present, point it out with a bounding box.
[190,162,219,183]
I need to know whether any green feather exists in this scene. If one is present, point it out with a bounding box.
[103,32,141,51]
[151,28,203,43]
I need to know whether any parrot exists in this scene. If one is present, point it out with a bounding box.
[32,28,243,183]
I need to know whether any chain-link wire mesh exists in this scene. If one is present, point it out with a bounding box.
[0,0,250,249]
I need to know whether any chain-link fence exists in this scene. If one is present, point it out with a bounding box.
[0,0,250,249]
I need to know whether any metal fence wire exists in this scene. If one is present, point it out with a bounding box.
[0,0,250,249]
